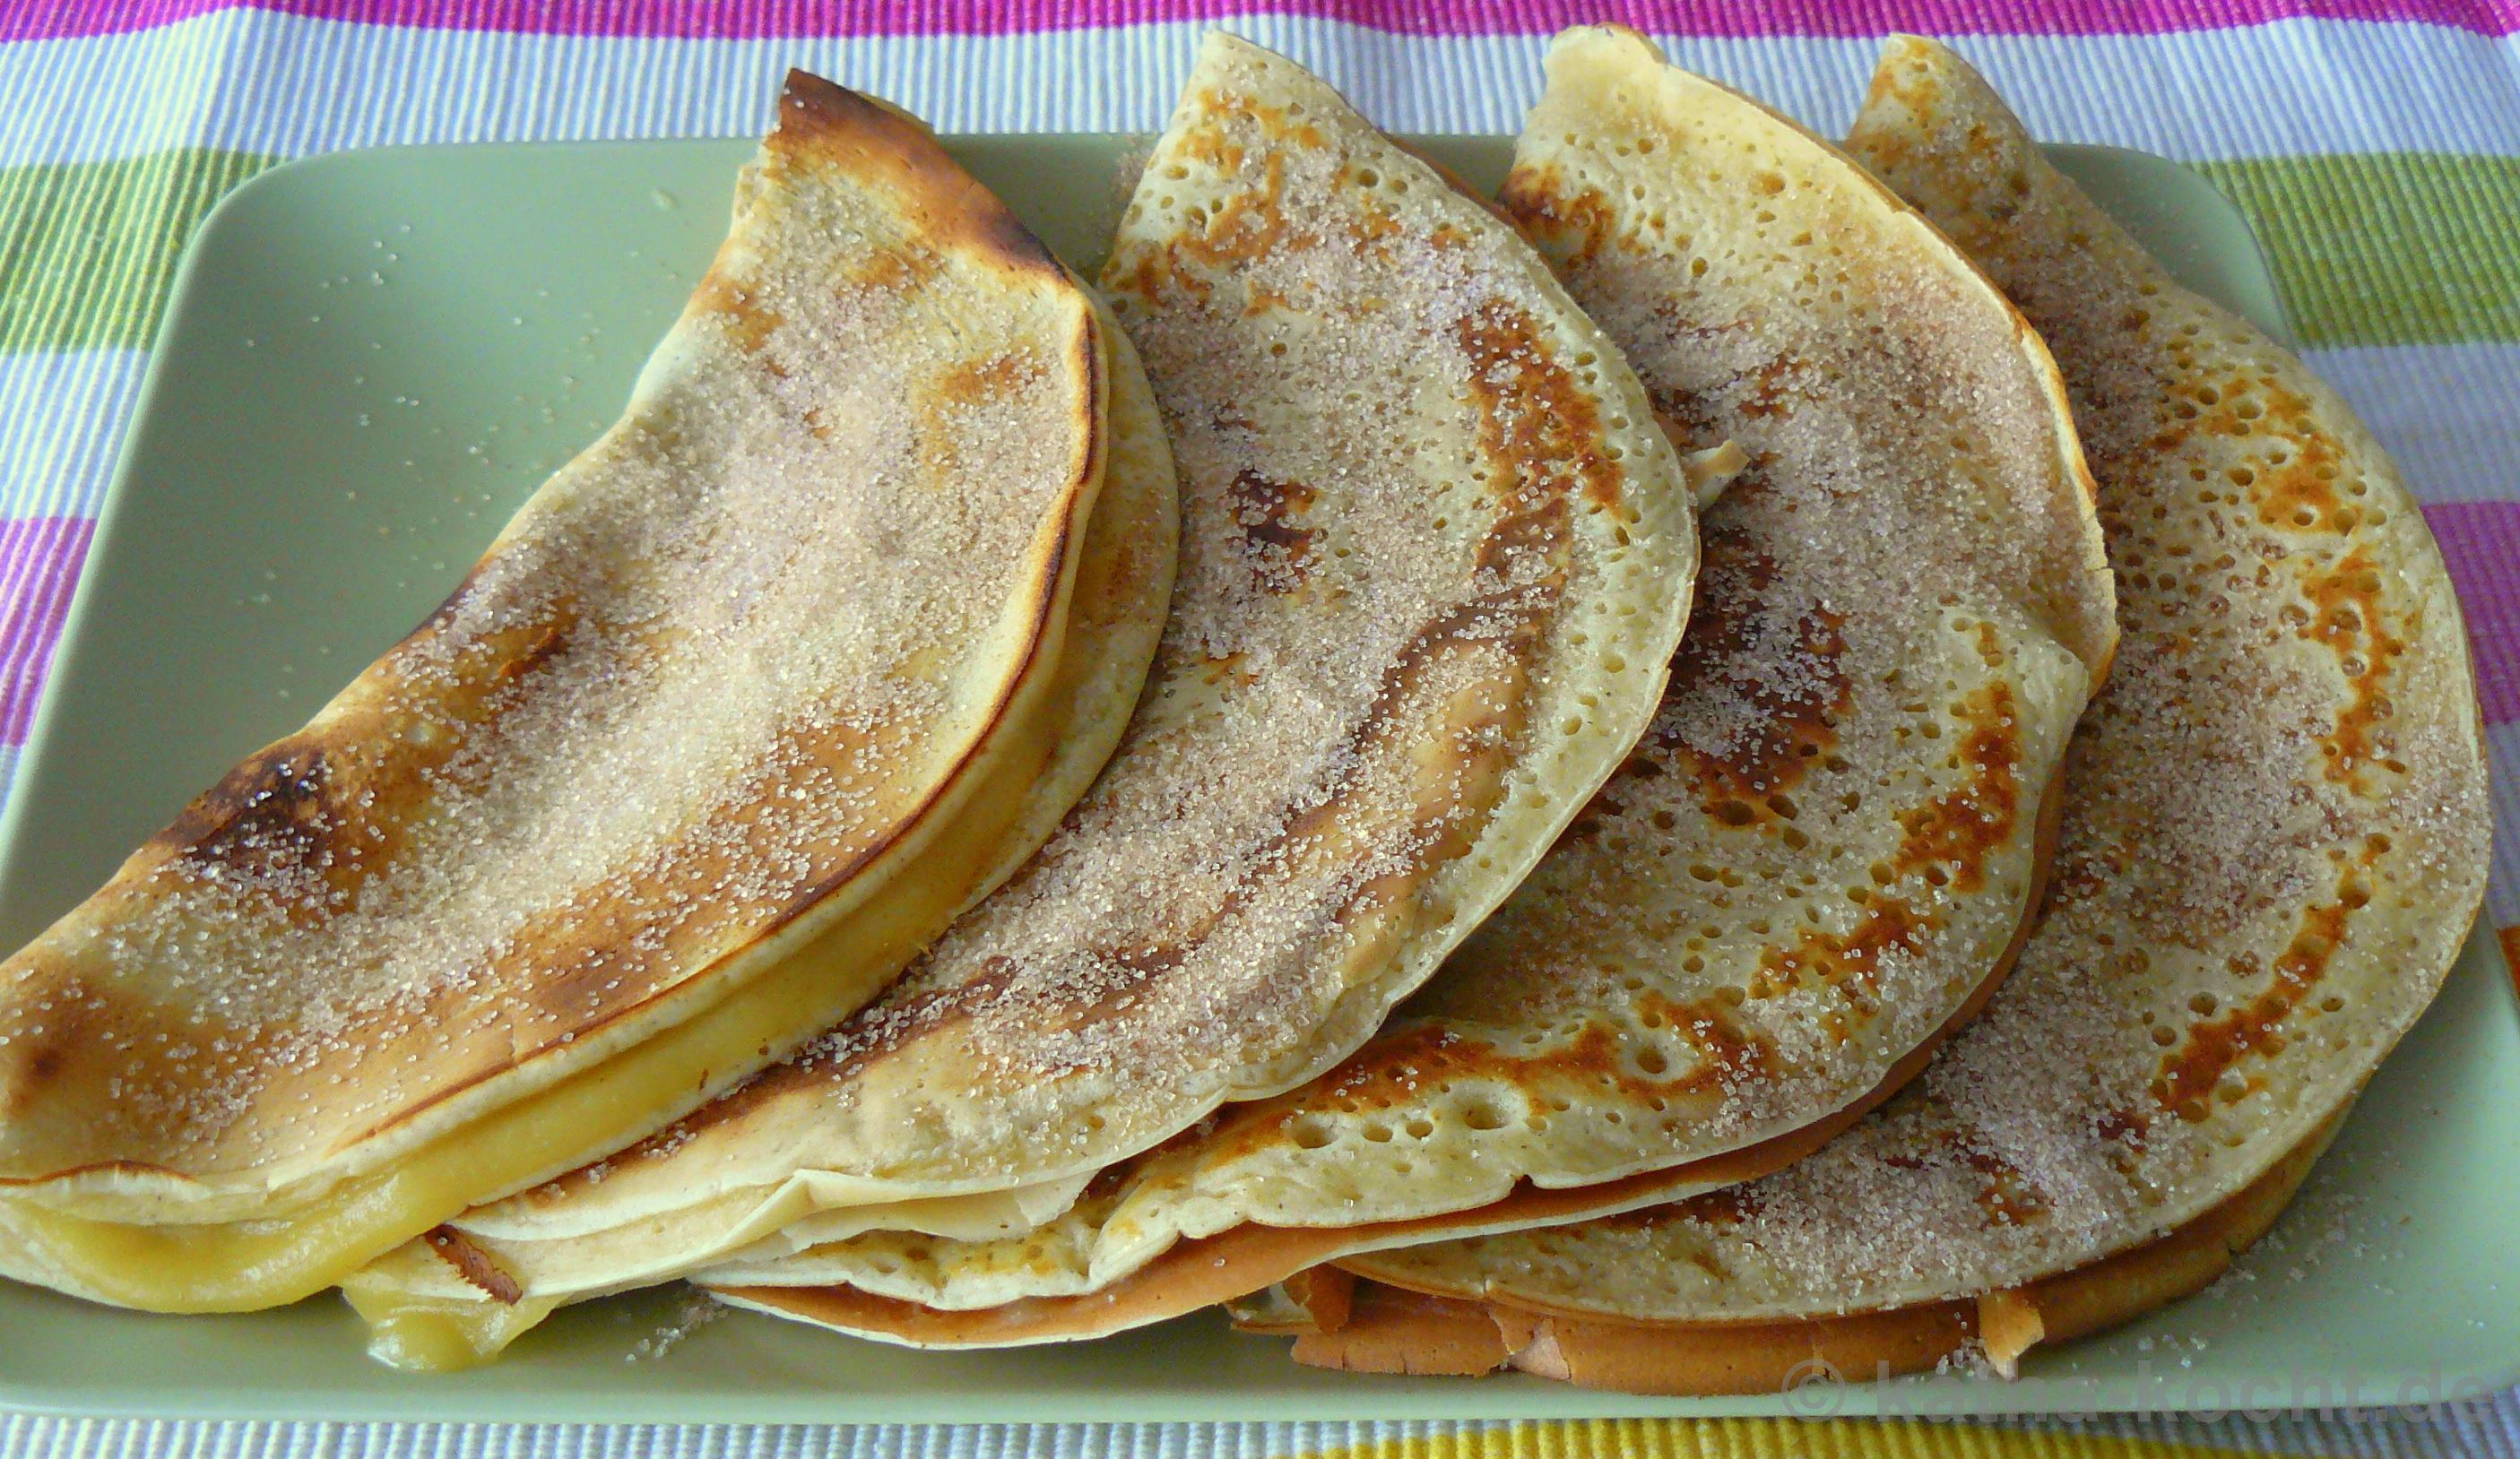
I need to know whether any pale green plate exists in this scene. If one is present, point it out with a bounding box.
[0,136,2509,1422]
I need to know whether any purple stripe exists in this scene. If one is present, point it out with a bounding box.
[1,0,2514,45]
[0,516,92,747]
[2425,501,2520,727]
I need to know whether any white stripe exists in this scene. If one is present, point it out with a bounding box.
[0,13,2515,168]
[2303,343,2520,508]
[0,349,151,523]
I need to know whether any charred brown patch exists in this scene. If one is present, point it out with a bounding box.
[2298,548,2404,790]
[775,69,886,145]
[1888,682,2022,893]
[2154,883,2354,1119]
[2094,1106,2149,1151]
[160,744,339,884]
[1227,470,1321,591]
[963,203,1065,282]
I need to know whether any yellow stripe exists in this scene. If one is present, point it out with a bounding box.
[1285,1419,2256,1459]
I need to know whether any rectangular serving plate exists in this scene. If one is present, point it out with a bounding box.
[0,134,2510,1424]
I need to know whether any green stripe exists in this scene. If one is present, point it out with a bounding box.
[0,147,2511,356]
[0,148,278,354]
[2195,153,2520,349]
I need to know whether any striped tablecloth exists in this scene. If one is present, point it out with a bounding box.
[0,2,2514,1455]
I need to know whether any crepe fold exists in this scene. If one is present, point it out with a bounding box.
[333,30,1710,1369]
[0,71,1166,1314]
[699,24,2114,1349]
[1277,35,2490,1392]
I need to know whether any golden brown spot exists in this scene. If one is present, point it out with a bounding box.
[2240,382,2352,534]
[1172,105,1293,272]
[936,350,1036,410]
[1600,1182,1763,1233]
[1195,88,1325,153]
[2298,548,2404,789]
[1753,894,1930,1003]
[1348,194,1409,251]
[1111,242,1176,309]
[1243,282,1294,315]
[1974,620,2005,668]
[425,1225,524,1305]
[2134,372,2354,536]
[1497,168,1616,267]
[1732,356,1804,419]
[1658,525,1853,817]
[2154,885,2353,1116]
[693,274,784,358]
[1453,301,1624,513]
[1889,682,2021,892]
[2094,1105,2150,1153]
[1225,992,1776,1157]
[1965,1148,2051,1227]
[1176,125,1248,177]
[851,245,941,293]
[772,72,1061,282]
[1226,470,1321,591]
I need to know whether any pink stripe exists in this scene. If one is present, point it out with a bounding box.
[2,0,2514,45]
[2425,501,2520,727]
[0,516,92,747]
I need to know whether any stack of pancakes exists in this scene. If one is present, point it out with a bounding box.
[0,26,2487,1395]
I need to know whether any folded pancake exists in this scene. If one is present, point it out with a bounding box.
[1283,37,2493,1392]
[343,303,1178,1368]
[0,72,1147,1312]
[335,30,1708,1368]
[705,25,2117,1348]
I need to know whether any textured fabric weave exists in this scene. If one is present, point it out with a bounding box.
[0,2,2512,1453]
